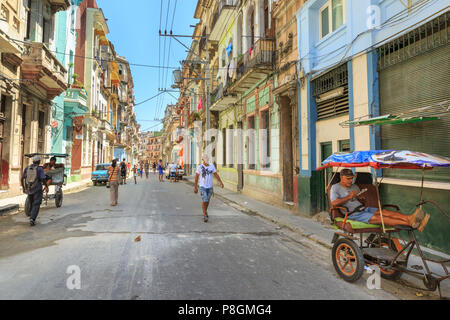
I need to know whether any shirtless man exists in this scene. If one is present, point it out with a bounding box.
[42,156,65,193]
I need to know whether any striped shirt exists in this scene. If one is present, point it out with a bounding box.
[107,166,119,182]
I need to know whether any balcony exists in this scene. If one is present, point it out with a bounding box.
[22,42,68,100]
[210,82,238,112]
[48,0,71,12]
[99,119,113,133]
[228,38,275,95]
[64,88,88,116]
[210,0,240,42]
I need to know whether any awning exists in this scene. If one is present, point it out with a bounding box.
[340,102,449,128]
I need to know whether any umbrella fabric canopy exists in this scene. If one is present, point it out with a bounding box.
[317,150,450,171]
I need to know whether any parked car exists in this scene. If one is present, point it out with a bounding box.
[91,163,111,186]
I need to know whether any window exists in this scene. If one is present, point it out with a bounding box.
[38,111,45,129]
[42,17,51,45]
[227,125,234,168]
[25,0,32,40]
[222,128,227,166]
[247,116,256,169]
[260,110,270,168]
[339,139,351,152]
[0,95,6,115]
[320,0,345,39]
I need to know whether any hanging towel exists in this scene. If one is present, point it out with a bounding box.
[229,58,235,79]
[226,43,233,56]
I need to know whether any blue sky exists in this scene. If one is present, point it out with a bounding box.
[97,0,198,132]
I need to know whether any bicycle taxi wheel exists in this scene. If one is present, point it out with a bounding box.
[332,238,365,282]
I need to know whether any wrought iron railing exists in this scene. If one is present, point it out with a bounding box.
[312,63,348,97]
[234,38,275,81]
[377,11,449,70]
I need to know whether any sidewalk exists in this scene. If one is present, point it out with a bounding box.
[183,175,449,297]
[0,179,92,216]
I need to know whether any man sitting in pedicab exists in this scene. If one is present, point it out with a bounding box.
[42,156,65,193]
[330,169,430,232]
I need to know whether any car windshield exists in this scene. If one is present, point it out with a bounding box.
[95,164,110,171]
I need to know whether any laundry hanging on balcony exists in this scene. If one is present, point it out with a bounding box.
[226,43,233,56]
[229,58,235,79]
[198,98,203,110]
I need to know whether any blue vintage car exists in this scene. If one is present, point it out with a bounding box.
[91,163,111,186]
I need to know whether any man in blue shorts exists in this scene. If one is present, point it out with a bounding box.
[330,169,430,231]
[194,155,224,223]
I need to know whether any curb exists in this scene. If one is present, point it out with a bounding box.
[0,204,20,217]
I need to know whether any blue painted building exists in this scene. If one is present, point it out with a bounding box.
[296,0,450,253]
[52,1,87,182]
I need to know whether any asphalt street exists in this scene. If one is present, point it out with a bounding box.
[0,174,398,300]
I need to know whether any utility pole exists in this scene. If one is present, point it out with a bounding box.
[160,31,212,158]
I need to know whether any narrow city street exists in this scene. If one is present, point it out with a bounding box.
[0,176,399,300]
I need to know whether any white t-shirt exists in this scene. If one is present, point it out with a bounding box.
[169,164,177,172]
[196,163,217,189]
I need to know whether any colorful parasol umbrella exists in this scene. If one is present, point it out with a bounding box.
[317,150,450,171]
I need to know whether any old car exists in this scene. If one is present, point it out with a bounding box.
[91,163,111,186]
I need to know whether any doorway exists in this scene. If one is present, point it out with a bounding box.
[319,142,333,211]
[280,96,293,202]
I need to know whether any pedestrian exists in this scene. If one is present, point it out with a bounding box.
[153,162,156,174]
[120,158,127,185]
[107,159,120,206]
[158,160,164,182]
[21,156,46,226]
[194,155,224,223]
[145,161,150,179]
[169,161,177,183]
[139,163,144,178]
[132,165,137,184]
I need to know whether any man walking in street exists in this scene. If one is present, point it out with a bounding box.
[120,158,127,185]
[145,161,150,179]
[132,165,138,184]
[21,156,46,226]
[158,160,164,182]
[194,155,224,223]
[169,161,177,183]
[108,159,120,206]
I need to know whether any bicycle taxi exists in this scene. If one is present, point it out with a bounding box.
[317,150,450,298]
[24,153,68,214]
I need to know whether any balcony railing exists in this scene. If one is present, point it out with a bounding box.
[238,39,275,78]
[22,42,68,99]
[228,38,275,94]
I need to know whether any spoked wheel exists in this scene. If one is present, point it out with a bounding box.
[55,190,63,208]
[25,196,31,217]
[370,237,403,281]
[332,238,365,282]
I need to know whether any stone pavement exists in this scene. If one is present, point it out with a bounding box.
[183,175,450,297]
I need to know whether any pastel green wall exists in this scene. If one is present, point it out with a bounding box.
[381,184,450,254]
